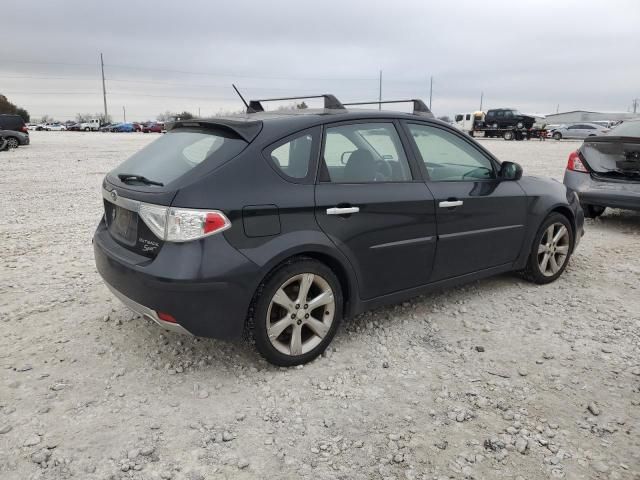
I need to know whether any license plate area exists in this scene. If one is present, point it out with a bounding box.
[105,201,138,246]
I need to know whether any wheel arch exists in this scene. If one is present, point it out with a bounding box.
[249,244,359,320]
[548,205,576,248]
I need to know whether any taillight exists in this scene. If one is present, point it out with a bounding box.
[157,312,177,323]
[567,150,589,173]
[138,203,231,242]
[21,126,28,133]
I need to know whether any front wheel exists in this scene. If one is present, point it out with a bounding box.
[521,213,574,284]
[250,258,343,366]
[552,132,562,140]
[5,137,19,149]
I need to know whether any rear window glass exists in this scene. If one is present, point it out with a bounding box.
[112,128,247,185]
[609,121,640,137]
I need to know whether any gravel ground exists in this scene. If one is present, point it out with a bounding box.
[1,131,639,480]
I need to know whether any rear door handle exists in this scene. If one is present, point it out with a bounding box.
[327,206,360,215]
[439,200,463,208]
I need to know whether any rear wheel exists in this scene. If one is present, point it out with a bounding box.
[5,137,19,149]
[250,258,343,366]
[583,204,605,218]
[503,131,514,141]
[521,213,574,284]
[552,132,562,140]
[516,121,524,129]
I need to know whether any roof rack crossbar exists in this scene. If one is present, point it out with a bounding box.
[342,99,433,117]
[248,94,345,113]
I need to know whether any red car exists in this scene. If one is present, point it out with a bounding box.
[142,122,164,133]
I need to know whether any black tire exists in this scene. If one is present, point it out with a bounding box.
[552,132,562,140]
[521,213,574,285]
[84,127,90,131]
[516,121,524,129]
[583,204,605,219]
[492,123,498,129]
[5,137,19,149]
[503,131,514,141]
[249,257,343,366]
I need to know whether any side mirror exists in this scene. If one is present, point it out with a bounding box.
[500,161,523,180]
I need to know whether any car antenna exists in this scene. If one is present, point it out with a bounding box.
[232,84,257,113]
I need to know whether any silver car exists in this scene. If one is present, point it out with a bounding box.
[551,123,609,140]
[563,119,640,217]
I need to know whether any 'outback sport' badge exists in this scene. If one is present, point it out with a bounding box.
[110,190,118,202]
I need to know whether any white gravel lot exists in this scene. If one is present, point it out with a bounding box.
[1,131,639,480]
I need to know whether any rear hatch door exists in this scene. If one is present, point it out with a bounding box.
[102,121,259,259]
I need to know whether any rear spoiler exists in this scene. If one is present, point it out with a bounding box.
[165,119,263,143]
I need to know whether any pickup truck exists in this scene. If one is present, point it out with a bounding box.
[79,119,101,131]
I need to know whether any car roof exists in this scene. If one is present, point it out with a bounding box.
[168,108,446,142]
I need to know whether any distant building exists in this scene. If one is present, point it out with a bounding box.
[543,110,639,124]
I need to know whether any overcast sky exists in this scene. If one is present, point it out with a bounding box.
[1,0,638,121]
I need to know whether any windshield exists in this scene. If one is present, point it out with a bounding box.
[608,121,640,137]
[111,128,248,185]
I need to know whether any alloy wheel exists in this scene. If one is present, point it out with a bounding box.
[537,223,570,276]
[6,137,19,149]
[266,273,335,356]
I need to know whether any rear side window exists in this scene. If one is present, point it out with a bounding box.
[112,128,247,185]
[267,131,315,180]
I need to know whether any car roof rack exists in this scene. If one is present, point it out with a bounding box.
[247,94,345,113]
[342,99,434,117]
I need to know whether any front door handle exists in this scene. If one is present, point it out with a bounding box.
[327,206,360,215]
[439,200,463,208]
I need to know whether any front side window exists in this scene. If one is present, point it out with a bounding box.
[322,123,412,183]
[407,124,495,181]
[267,131,314,179]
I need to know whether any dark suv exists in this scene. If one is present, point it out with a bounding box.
[0,114,29,135]
[484,109,535,130]
[93,95,583,366]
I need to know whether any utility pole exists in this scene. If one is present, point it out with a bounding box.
[429,76,433,110]
[556,104,560,114]
[378,70,382,110]
[123,106,126,123]
[198,107,201,118]
[632,98,639,114]
[100,53,108,122]
[479,91,483,111]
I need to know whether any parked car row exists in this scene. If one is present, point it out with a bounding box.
[57,121,166,133]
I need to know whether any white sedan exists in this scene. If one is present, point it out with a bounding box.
[43,123,67,131]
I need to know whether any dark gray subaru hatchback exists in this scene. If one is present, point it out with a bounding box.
[94,95,584,366]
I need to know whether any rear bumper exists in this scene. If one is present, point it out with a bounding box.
[93,220,260,340]
[106,283,192,336]
[563,170,640,211]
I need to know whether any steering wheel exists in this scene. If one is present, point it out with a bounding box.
[375,159,392,181]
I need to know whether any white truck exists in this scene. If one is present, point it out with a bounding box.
[79,119,101,131]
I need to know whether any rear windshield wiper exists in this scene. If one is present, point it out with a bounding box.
[117,173,164,186]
